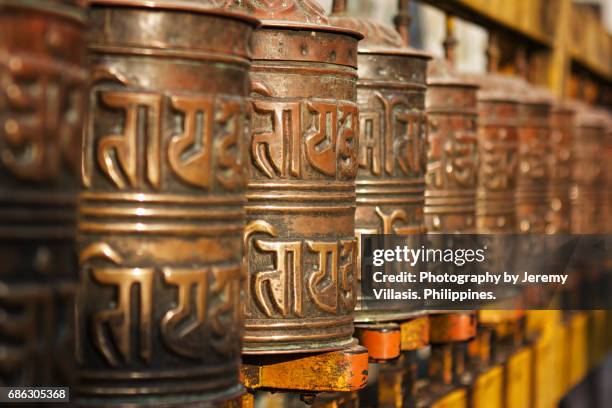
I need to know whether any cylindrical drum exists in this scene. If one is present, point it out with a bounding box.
[547,103,574,234]
[568,105,607,309]
[467,75,520,234]
[425,60,478,343]
[76,1,256,405]
[0,0,86,385]
[570,105,606,234]
[226,0,361,354]
[425,61,478,234]
[515,86,552,234]
[465,74,521,326]
[328,17,430,322]
[464,74,522,315]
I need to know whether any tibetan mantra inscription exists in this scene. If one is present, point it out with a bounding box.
[0,0,86,387]
[76,2,255,406]
[232,1,362,353]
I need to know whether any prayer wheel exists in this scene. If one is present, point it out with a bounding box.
[569,104,607,308]
[515,85,553,235]
[463,75,521,235]
[424,59,478,393]
[330,10,430,323]
[460,62,524,408]
[571,104,606,234]
[76,1,256,405]
[225,0,362,354]
[0,0,87,385]
[425,59,479,235]
[547,103,574,234]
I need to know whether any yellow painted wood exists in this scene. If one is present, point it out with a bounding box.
[533,331,555,408]
[431,388,467,408]
[472,366,503,408]
[547,0,571,98]
[505,347,533,408]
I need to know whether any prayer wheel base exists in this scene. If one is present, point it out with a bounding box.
[241,343,368,393]
[355,323,401,361]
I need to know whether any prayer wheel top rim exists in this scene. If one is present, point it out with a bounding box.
[225,0,362,39]
[259,20,363,39]
[461,73,523,103]
[329,16,430,59]
[89,0,261,26]
[552,100,575,114]
[507,79,554,106]
[427,57,478,88]
[570,101,609,129]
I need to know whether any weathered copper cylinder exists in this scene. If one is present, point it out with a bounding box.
[515,86,552,234]
[547,103,574,234]
[570,104,606,234]
[424,60,478,346]
[463,75,520,234]
[225,0,361,354]
[76,1,256,405]
[0,0,86,385]
[425,60,478,234]
[328,17,430,322]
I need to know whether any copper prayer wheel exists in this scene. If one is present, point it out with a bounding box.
[0,0,86,385]
[329,12,430,323]
[425,59,479,235]
[76,1,256,405]
[225,0,361,354]
[547,103,574,234]
[461,74,521,235]
[424,59,478,393]
[425,60,479,318]
[515,85,553,234]
[570,104,606,234]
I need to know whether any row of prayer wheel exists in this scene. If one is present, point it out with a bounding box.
[0,0,610,406]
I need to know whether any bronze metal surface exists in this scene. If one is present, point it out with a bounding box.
[570,104,606,234]
[463,74,521,234]
[226,0,362,354]
[424,59,478,394]
[330,11,430,324]
[0,0,86,386]
[515,85,552,234]
[76,1,255,405]
[425,60,478,234]
[462,73,523,314]
[240,342,368,392]
[424,60,478,316]
[547,103,574,234]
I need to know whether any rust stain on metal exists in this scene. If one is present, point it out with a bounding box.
[400,315,431,350]
[355,323,401,360]
[241,344,369,392]
[430,313,477,343]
